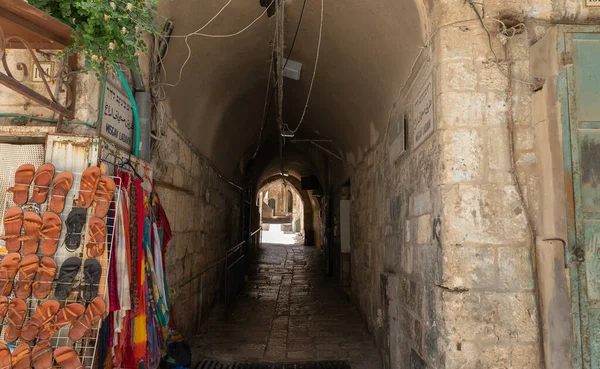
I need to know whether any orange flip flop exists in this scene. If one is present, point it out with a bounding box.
[0,343,10,369]
[7,164,35,205]
[0,253,21,296]
[54,347,82,369]
[20,300,60,342]
[31,340,53,369]
[11,343,31,369]
[0,296,8,326]
[40,212,62,257]
[32,256,57,300]
[30,163,55,204]
[20,212,42,255]
[5,298,27,343]
[85,217,106,258]
[49,172,74,214]
[15,254,39,299]
[78,166,101,208]
[93,175,115,218]
[68,297,105,341]
[38,302,85,340]
[1,206,23,252]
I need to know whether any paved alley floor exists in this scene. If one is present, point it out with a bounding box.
[190,238,382,369]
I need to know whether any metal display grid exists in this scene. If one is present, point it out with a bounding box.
[0,169,118,369]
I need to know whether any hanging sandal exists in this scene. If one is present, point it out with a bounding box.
[0,296,8,326]
[85,217,106,258]
[54,257,81,300]
[30,163,55,204]
[31,340,53,369]
[40,212,61,257]
[15,254,39,299]
[7,164,35,205]
[20,300,60,342]
[77,166,101,208]
[38,302,85,340]
[64,208,86,252]
[0,253,21,296]
[0,343,10,369]
[19,212,42,255]
[68,296,105,341]
[49,172,74,214]
[83,259,102,302]
[1,206,23,252]
[5,298,27,343]
[32,257,57,300]
[11,343,31,369]
[54,347,83,369]
[92,175,115,218]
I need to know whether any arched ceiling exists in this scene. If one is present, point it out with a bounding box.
[158,0,426,178]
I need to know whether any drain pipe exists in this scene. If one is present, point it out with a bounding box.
[130,61,151,162]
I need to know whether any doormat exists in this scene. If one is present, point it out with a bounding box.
[194,360,351,369]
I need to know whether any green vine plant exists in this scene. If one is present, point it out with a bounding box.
[27,0,161,77]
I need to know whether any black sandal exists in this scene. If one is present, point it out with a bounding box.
[64,208,86,252]
[54,257,81,300]
[83,259,102,302]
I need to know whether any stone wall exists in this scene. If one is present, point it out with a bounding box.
[152,122,241,338]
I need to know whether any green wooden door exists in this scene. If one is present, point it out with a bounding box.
[564,31,600,369]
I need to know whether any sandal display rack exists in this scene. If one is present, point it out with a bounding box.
[0,169,120,369]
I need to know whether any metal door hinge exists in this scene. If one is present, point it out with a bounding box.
[561,51,573,66]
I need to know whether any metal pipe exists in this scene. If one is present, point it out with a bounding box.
[310,141,344,161]
[135,91,151,161]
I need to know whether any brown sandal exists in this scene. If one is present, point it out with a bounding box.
[30,163,55,204]
[20,300,60,342]
[7,164,35,205]
[49,172,74,214]
[38,302,85,340]
[85,217,106,258]
[54,347,82,369]
[0,343,10,369]
[40,212,62,257]
[1,206,23,252]
[11,343,31,369]
[68,296,105,341]
[32,256,57,300]
[20,212,42,255]
[0,296,8,325]
[5,298,27,343]
[15,254,39,299]
[78,166,101,208]
[93,175,115,218]
[31,340,53,369]
[0,253,21,296]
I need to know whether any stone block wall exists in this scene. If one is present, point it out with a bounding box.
[152,122,241,338]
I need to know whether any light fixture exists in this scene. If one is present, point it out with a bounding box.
[280,128,295,138]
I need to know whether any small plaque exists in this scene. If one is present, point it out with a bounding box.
[101,82,133,151]
[413,75,434,149]
[586,0,600,6]
[31,62,54,83]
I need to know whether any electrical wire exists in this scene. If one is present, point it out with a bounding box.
[160,0,275,88]
[466,0,536,86]
[251,0,308,159]
[288,0,323,133]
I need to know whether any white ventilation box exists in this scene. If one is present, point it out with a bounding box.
[283,58,302,80]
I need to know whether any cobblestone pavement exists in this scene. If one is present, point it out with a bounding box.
[191,243,382,369]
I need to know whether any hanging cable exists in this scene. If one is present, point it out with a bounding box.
[159,0,275,88]
[287,0,324,134]
[251,0,308,159]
